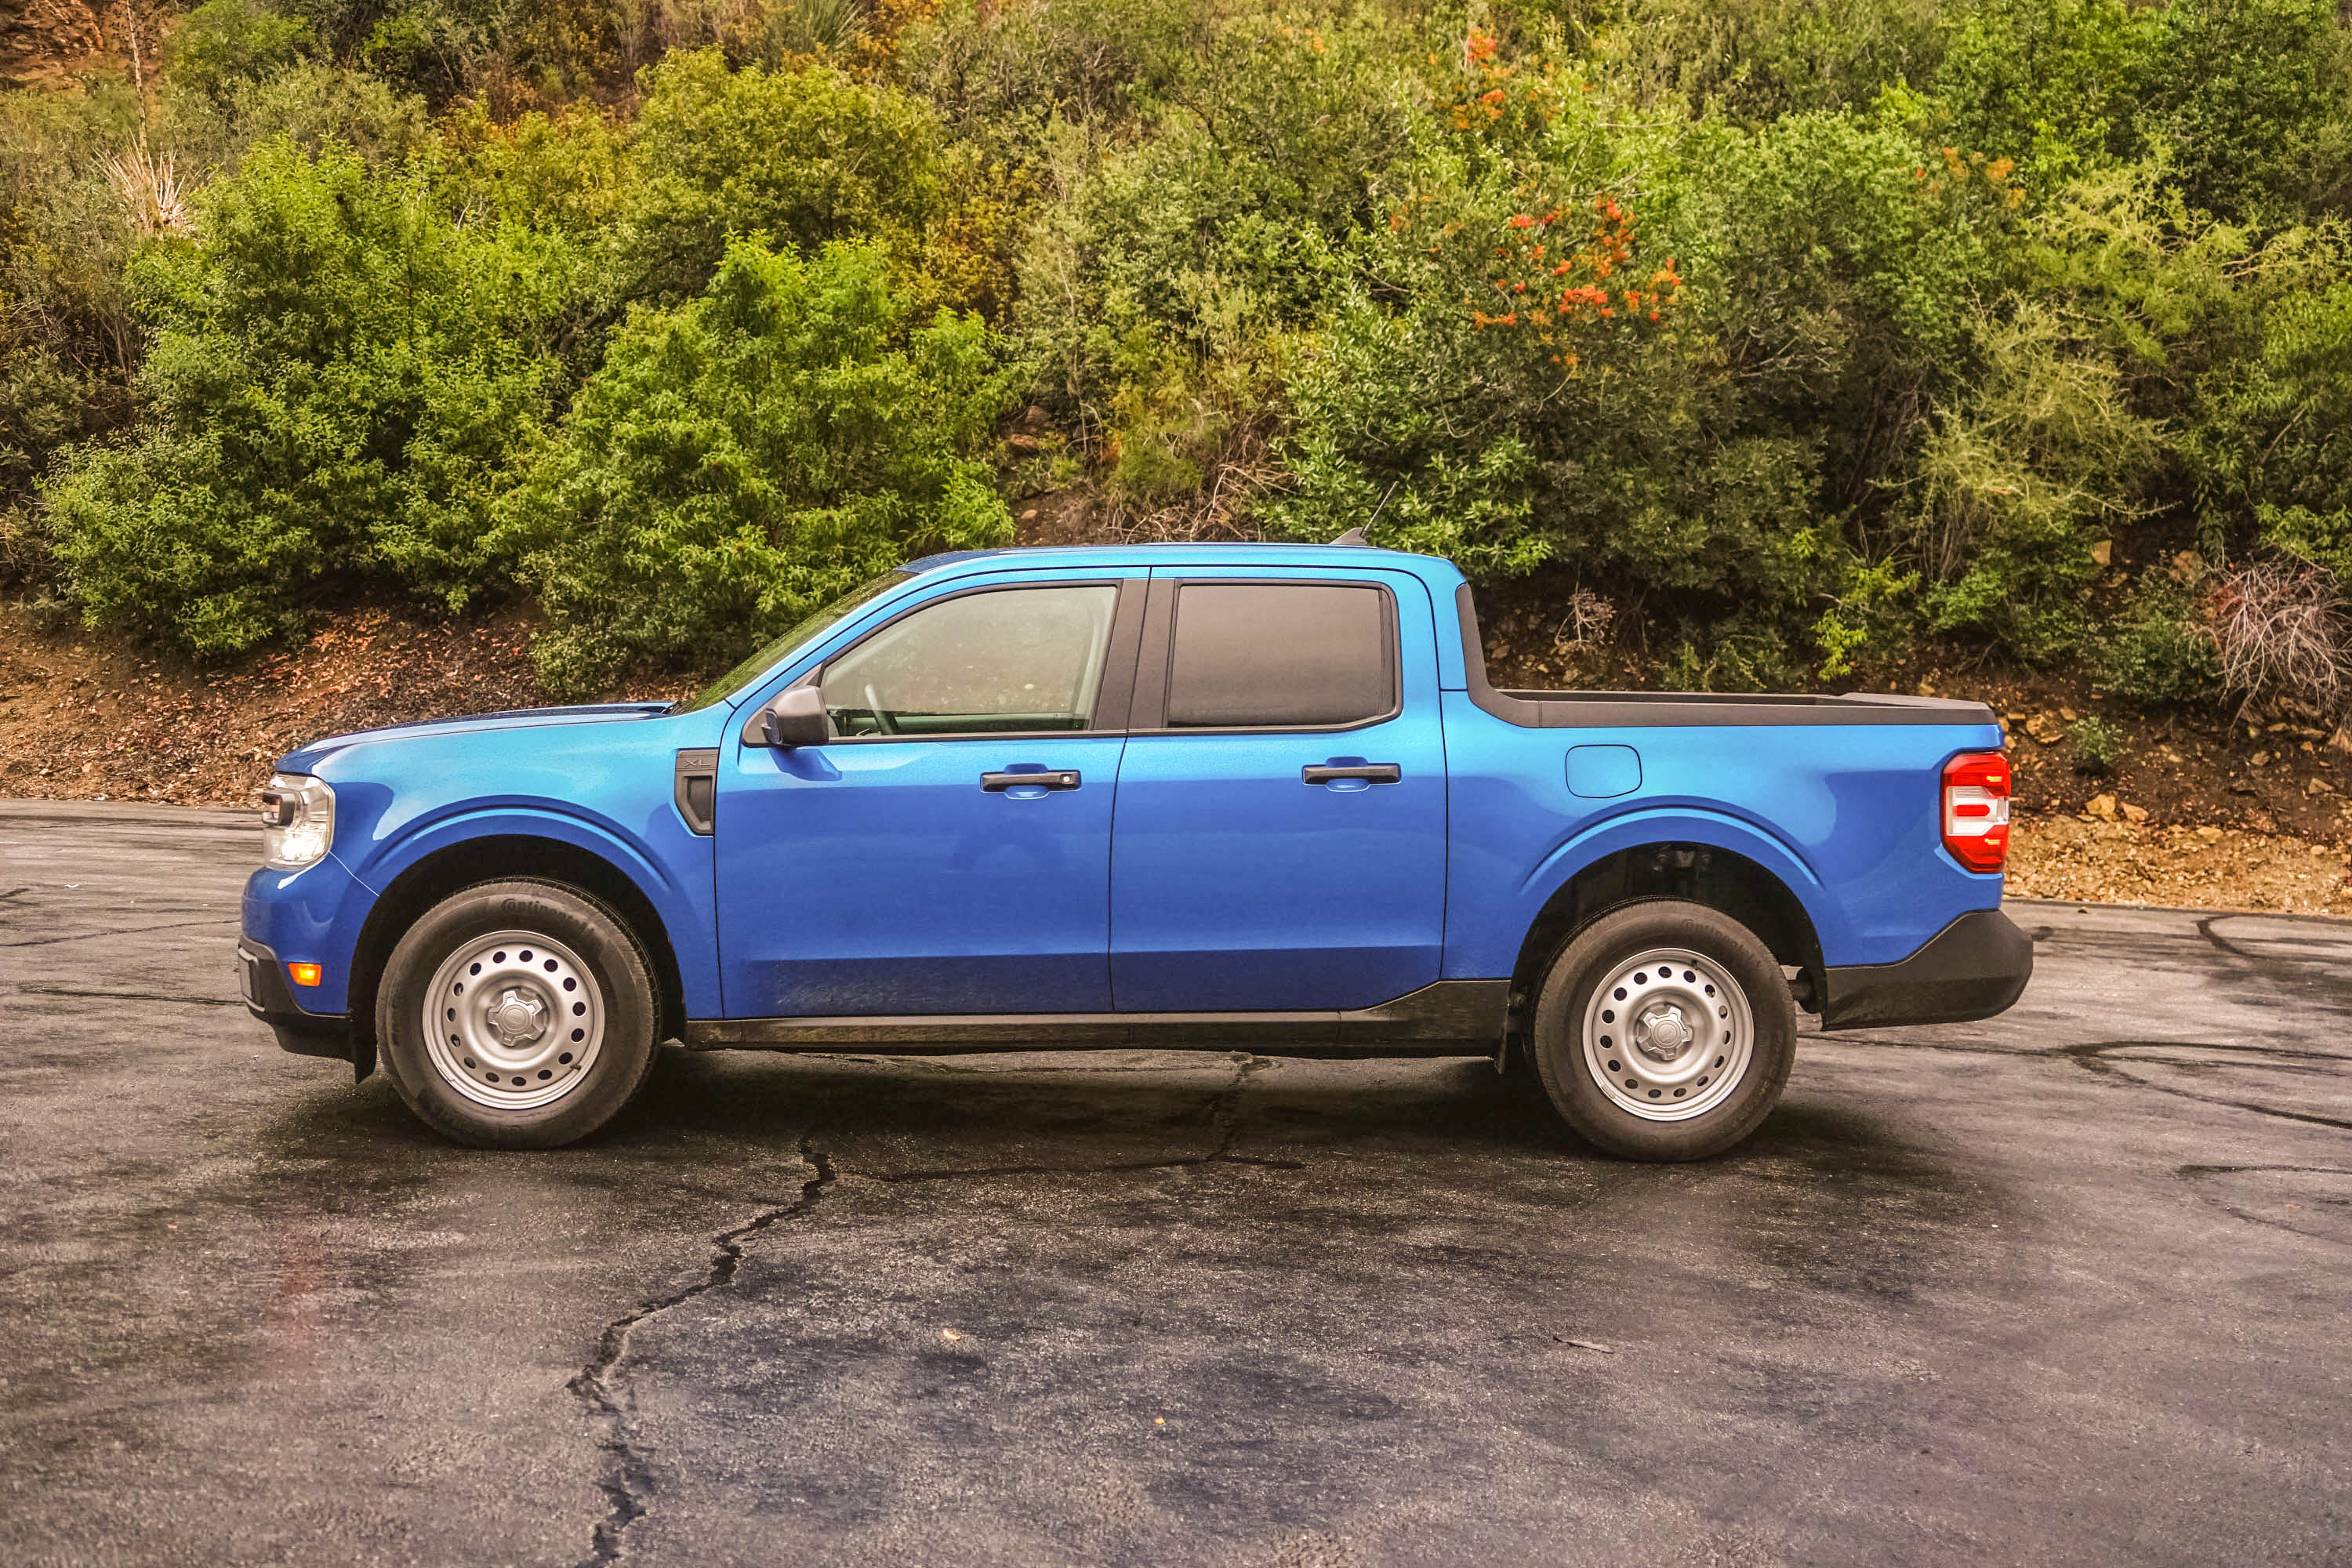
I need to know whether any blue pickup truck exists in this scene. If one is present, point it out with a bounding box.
[240,542,2031,1160]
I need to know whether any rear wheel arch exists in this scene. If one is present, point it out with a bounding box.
[349,837,687,1058]
[1505,843,1824,1054]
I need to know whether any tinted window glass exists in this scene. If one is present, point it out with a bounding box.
[1165,583,1393,728]
[824,585,1120,737]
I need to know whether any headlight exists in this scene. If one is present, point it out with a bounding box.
[258,772,336,872]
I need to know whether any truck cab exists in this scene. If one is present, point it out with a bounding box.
[241,543,2030,1160]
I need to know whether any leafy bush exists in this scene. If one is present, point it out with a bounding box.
[1270,55,2016,680]
[1911,306,2160,663]
[621,50,948,303]
[2185,279,2352,571]
[2067,713,2125,772]
[167,0,318,110]
[505,238,1016,695]
[1009,9,1417,524]
[2132,0,2352,224]
[43,138,583,653]
[2103,578,2223,705]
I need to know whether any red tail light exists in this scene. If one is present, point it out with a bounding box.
[1941,751,2012,873]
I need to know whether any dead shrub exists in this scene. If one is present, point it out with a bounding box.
[2206,560,2348,720]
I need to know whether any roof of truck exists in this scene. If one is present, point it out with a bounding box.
[902,542,1454,575]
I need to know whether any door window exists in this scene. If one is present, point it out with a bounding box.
[1165,583,1395,728]
[823,584,1120,737]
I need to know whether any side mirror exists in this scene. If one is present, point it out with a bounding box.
[757,684,830,749]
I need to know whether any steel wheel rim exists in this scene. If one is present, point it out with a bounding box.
[422,928,605,1110]
[1581,946,1754,1121]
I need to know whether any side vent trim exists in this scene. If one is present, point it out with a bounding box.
[673,748,718,836]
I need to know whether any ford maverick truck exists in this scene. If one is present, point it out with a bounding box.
[240,543,2031,1160]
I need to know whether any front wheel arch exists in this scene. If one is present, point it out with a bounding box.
[349,837,686,1070]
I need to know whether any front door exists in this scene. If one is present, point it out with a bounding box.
[716,579,1137,1017]
[1109,572,1450,1013]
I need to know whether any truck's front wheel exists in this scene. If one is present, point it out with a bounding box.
[376,879,662,1149]
[1528,899,1795,1161]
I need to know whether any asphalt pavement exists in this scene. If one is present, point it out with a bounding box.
[2,800,2347,1566]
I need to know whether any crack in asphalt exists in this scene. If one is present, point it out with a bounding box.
[2175,1163,2352,1246]
[879,1054,1294,1184]
[563,1055,1283,1561]
[878,1151,1306,1183]
[2058,1040,2352,1132]
[1819,1035,2352,1131]
[9,985,241,1007]
[570,1135,837,1566]
[0,916,238,949]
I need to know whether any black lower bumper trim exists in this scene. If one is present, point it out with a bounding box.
[1818,909,2034,1030]
[239,938,358,1065]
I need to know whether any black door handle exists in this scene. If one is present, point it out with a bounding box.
[982,770,1082,792]
[1302,764,1402,785]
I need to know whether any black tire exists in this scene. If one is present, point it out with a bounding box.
[1527,899,1795,1161]
[376,879,662,1149]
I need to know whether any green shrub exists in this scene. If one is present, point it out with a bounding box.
[42,138,582,654]
[621,50,948,303]
[2186,279,2352,564]
[167,0,318,110]
[2132,0,2352,223]
[2068,713,2125,771]
[2103,575,2223,703]
[1269,59,2014,677]
[505,238,1016,696]
[899,0,1215,159]
[1008,9,1417,513]
[1911,305,2160,663]
[1931,0,2158,190]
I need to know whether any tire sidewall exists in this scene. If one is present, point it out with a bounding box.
[1530,899,1795,1161]
[377,880,658,1149]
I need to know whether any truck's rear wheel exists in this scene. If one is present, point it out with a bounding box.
[376,879,661,1149]
[1528,899,1795,1161]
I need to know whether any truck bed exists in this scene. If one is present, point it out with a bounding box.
[1454,584,1995,728]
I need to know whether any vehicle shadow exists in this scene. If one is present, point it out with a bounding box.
[260,1042,1963,1186]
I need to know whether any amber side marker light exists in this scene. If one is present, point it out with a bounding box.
[1941,751,2012,873]
[286,962,323,988]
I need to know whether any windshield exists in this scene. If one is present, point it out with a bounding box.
[674,571,909,713]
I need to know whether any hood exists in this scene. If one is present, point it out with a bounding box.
[275,702,673,773]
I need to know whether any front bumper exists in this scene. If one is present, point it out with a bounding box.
[1817,909,2034,1030]
[238,938,355,1062]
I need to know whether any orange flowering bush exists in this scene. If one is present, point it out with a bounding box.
[1471,197,1682,361]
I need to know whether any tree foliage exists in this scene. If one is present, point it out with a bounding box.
[2,0,2347,701]
[506,238,1015,695]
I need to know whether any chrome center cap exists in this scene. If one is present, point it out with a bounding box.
[1633,1004,1693,1063]
[488,987,547,1048]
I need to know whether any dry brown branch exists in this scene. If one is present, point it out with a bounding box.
[2208,560,2349,721]
[102,146,189,235]
[1551,590,1616,657]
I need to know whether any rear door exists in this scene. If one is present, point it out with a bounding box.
[1108,568,1449,1013]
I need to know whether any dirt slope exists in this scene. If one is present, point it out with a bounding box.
[0,598,685,807]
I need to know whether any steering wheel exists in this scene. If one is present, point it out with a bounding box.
[863,681,898,736]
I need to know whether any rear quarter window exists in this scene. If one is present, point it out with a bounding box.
[1165,582,1396,728]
